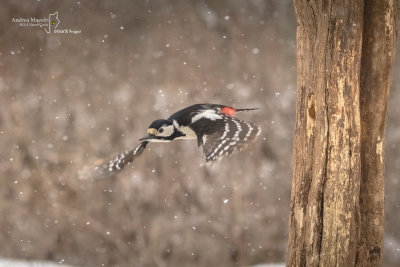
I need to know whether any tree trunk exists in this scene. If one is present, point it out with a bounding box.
[358,0,398,265]
[287,1,398,266]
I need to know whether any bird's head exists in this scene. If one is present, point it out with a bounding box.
[139,119,179,142]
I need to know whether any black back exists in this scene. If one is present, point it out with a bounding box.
[167,104,224,126]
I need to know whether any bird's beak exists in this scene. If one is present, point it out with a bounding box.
[139,128,157,141]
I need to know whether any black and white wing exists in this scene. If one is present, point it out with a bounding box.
[78,141,148,179]
[105,141,148,173]
[192,115,261,162]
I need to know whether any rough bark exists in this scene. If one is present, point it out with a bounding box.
[357,0,398,265]
[287,0,398,266]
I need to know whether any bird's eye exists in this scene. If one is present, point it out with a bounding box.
[158,128,164,134]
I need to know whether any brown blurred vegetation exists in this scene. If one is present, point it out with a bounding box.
[0,1,399,266]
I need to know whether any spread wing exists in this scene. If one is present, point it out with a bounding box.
[191,115,261,162]
[105,141,148,173]
[78,141,148,179]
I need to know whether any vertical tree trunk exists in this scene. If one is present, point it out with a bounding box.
[287,1,398,266]
[357,0,398,265]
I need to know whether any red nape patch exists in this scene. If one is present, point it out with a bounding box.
[221,106,236,117]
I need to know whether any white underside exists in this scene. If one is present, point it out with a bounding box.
[147,139,172,143]
[176,125,197,140]
[148,136,195,142]
[175,136,197,140]
[172,120,197,140]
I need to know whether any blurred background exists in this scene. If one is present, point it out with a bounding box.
[0,1,398,266]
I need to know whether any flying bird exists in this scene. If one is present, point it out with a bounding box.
[96,104,261,176]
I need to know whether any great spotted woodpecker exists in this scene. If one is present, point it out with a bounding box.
[100,104,261,175]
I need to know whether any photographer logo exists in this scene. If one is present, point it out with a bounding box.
[11,12,81,35]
